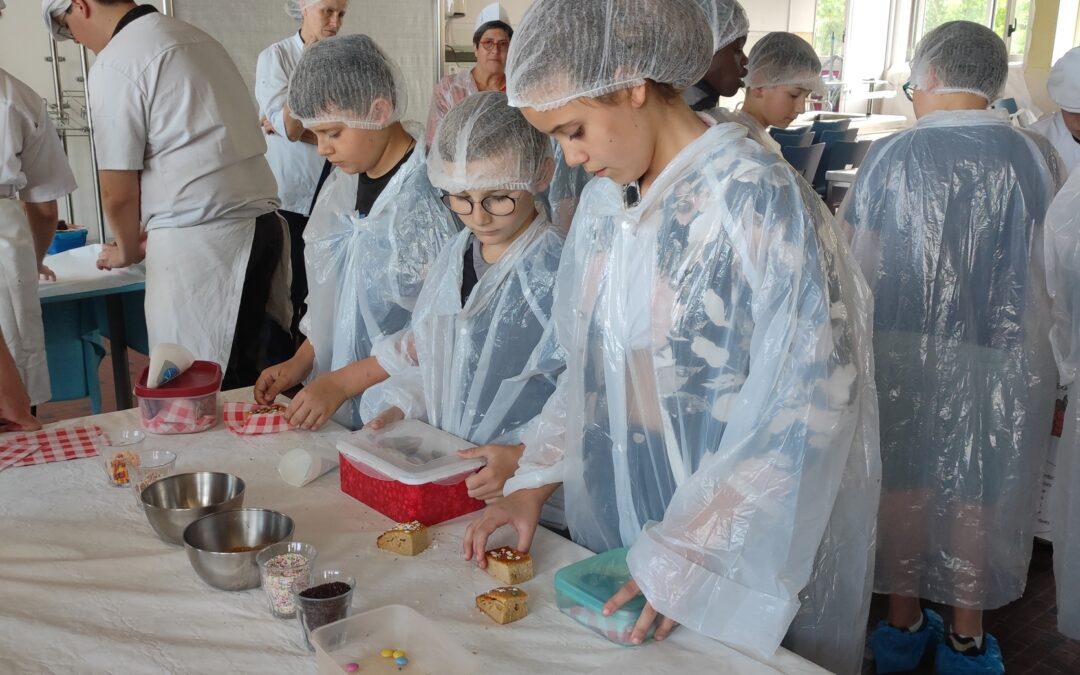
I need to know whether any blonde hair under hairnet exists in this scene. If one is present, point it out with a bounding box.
[505,0,713,111]
[745,32,826,94]
[429,92,553,193]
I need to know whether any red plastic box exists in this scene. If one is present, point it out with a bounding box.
[336,421,485,526]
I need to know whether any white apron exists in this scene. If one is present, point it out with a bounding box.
[144,217,257,369]
[0,198,50,405]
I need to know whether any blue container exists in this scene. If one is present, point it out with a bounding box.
[553,547,656,646]
[47,228,88,255]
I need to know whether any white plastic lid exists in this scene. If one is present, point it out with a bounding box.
[336,420,483,486]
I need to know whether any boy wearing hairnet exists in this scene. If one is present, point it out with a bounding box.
[254,35,458,430]
[461,1,881,673]
[360,92,566,510]
[727,32,825,154]
[683,0,749,112]
[842,21,1063,675]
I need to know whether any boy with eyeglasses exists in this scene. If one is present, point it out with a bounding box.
[361,92,565,510]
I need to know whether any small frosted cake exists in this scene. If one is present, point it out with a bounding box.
[376,520,429,556]
[476,586,529,624]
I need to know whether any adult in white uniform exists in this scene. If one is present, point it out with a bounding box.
[0,59,77,417]
[43,0,287,389]
[1032,47,1080,175]
[258,0,347,348]
[425,3,512,145]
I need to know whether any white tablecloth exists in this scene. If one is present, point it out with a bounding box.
[0,389,825,674]
[38,244,146,300]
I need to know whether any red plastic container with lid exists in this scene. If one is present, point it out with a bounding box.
[134,360,222,434]
[336,420,486,526]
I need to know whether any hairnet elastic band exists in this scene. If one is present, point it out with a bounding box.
[508,77,654,111]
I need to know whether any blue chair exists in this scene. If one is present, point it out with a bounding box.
[769,125,810,141]
[818,128,858,146]
[782,142,826,184]
[811,118,852,143]
[773,129,815,148]
[815,139,873,195]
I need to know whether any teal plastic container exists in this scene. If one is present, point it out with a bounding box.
[553,547,655,646]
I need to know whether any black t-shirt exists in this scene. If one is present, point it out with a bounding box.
[356,148,414,216]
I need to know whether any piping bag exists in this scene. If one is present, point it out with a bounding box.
[145,343,196,388]
[278,446,339,487]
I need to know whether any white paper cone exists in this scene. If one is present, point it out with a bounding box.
[278,447,338,487]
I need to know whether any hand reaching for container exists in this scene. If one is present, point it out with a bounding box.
[457,443,525,502]
[38,263,56,282]
[365,406,404,430]
[602,577,679,645]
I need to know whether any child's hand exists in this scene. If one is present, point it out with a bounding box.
[255,358,307,405]
[285,373,348,430]
[457,444,525,502]
[365,406,404,430]
[603,577,679,644]
[463,486,547,568]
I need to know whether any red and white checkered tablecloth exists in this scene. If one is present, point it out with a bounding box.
[141,398,216,435]
[0,425,102,472]
[223,402,296,435]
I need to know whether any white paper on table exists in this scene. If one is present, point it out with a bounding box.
[278,446,339,486]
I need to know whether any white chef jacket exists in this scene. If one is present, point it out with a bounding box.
[87,12,279,230]
[1032,112,1080,176]
[0,67,76,202]
[256,32,324,216]
[0,67,77,405]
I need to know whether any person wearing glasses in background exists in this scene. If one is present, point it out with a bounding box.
[425,3,513,145]
[257,0,349,355]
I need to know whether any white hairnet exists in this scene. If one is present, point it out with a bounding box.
[695,0,749,53]
[288,34,407,130]
[505,0,713,111]
[0,1,7,12]
[745,32,825,94]
[41,0,73,41]
[1048,47,1080,113]
[910,20,1008,101]
[284,0,320,20]
[429,91,553,194]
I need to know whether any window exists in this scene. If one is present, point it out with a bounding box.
[814,0,849,63]
[913,0,1033,64]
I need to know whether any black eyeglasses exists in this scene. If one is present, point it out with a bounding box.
[441,193,519,217]
[902,81,917,102]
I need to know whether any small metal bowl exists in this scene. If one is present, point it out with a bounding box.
[141,472,246,545]
[183,508,294,591]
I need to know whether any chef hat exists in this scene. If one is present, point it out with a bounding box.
[475,3,510,30]
[41,0,74,41]
[1049,47,1080,113]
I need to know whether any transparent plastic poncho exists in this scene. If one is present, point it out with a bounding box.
[543,139,591,233]
[507,121,880,672]
[1043,167,1080,639]
[841,109,1061,610]
[361,215,565,445]
[301,130,459,429]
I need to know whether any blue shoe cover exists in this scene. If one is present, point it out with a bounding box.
[934,633,1004,675]
[870,608,945,674]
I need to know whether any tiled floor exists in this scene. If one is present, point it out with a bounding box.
[35,346,1080,675]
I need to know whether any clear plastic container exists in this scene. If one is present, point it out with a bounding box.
[134,361,221,435]
[336,420,485,525]
[294,570,355,652]
[129,449,177,506]
[257,541,317,619]
[311,604,480,674]
[96,429,146,487]
[553,547,656,646]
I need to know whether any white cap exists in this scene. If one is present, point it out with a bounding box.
[0,1,7,12]
[1049,47,1080,113]
[41,0,74,41]
[475,2,510,30]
